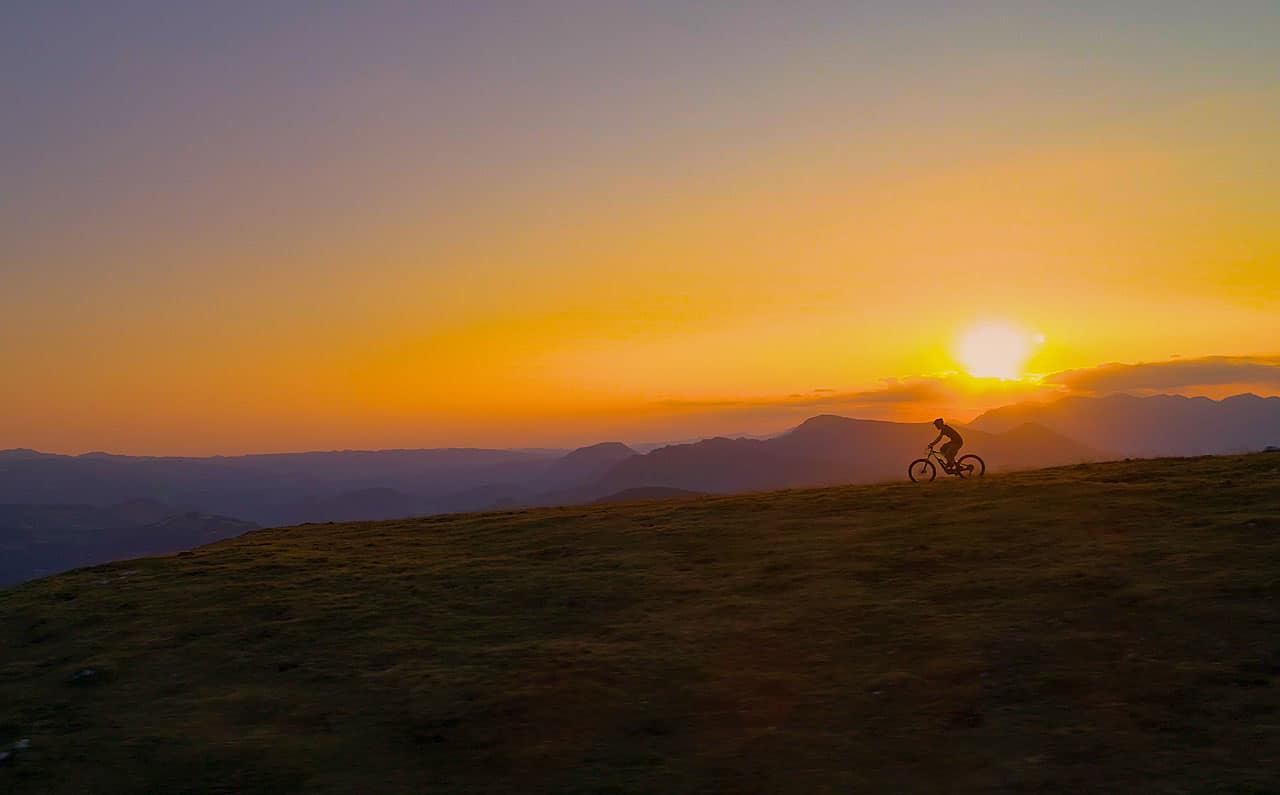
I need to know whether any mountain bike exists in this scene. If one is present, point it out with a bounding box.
[908,447,985,482]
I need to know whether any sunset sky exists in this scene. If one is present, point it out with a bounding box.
[4,2,1279,455]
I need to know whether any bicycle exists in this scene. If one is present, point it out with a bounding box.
[908,446,985,482]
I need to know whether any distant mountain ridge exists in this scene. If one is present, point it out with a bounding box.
[4,391,1278,585]
[588,416,1102,496]
[970,392,1280,457]
[0,446,569,524]
[0,502,257,586]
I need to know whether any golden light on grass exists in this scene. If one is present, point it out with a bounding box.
[955,321,1043,381]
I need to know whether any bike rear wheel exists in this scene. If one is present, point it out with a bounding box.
[956,454,985,478]
[908,458,936,482]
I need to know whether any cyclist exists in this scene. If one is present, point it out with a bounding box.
[928,418,963,471]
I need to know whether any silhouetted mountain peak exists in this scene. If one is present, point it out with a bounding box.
[560,442,637,463]
[796,413,846,426]
[791,414,853,431]
[1222,392,1274,404]
[786,414,908,437]
[0,448,50,461]
[692,436,751,448]
[541,442,638,485]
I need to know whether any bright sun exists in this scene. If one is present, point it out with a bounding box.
[956,322,1041,380]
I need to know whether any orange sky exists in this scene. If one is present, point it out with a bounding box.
[3,5,1279,454]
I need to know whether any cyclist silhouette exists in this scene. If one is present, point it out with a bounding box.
[928,418,963,470]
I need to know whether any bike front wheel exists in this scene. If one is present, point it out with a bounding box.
[956,454,986,478]
[908,458,936,482]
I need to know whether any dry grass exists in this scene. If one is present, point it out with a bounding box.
[3,454,1280,793]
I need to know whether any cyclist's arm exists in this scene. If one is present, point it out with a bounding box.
[929,432,943,446]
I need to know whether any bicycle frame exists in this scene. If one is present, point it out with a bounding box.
[925,448,957,471]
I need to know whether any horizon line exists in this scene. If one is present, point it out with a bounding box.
[3,390,1274,460]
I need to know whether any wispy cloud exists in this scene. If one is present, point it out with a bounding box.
[1046,355,1280,394]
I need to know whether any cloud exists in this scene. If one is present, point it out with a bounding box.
[1045,355,1280,394]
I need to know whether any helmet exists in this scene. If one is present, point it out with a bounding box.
[933,418,944,427]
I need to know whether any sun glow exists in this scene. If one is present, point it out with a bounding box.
[956,322,1041,380]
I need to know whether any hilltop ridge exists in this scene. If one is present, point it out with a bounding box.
[3,453,1279,792]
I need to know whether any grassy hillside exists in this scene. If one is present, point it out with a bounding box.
[3,454,1280,793]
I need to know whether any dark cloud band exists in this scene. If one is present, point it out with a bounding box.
[1046,355,1280,394]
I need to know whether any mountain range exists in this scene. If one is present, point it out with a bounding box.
[3,392,1278,584]
[0,501,256,586]
[969,392,1280,457]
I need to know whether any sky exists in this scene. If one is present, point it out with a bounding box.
[3,1,1279,455]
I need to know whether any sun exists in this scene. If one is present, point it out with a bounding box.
[955,322,1041,380]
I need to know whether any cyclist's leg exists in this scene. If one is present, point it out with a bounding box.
[942,440,960,466]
